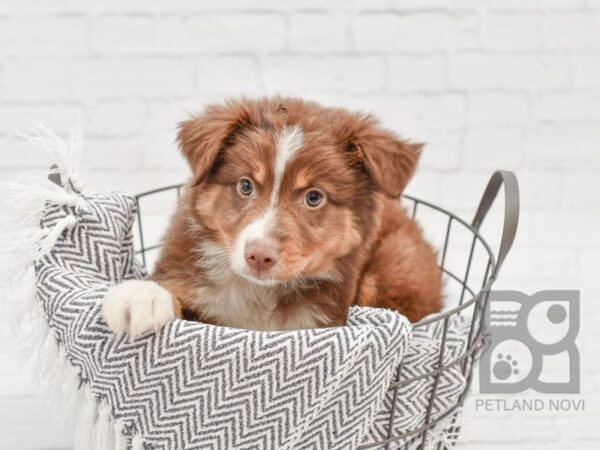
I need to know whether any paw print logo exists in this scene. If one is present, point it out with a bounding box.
[493,353,519,380]
[480,291,579,394]
[484,338,532,386]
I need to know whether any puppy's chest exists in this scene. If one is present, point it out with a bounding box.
[191,278,324,331]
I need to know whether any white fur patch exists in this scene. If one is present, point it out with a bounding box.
[193,276,280,330]
[231,208,276,277]
[198,241,328,330]
[101,280,175,341]
[271,125,304,206]
[193,274,326,331]
[231,126,304,278]
[286,303,331,330]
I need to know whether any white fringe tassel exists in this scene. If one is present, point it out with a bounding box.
[3,125,133,450]
[16,123,85,193]
[0,170,88,219]
[131,434,144,450]
[0,125,86,290]
[114,420,129,450]
[37,214,79,257]
[95,402,116,450]
[74,388,98,450]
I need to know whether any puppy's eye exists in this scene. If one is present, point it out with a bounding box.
[238,178,253,197]
[305,190,324,208]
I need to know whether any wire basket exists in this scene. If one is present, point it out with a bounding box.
[133,170,519,450]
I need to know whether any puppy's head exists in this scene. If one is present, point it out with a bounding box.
[179,98,421,286]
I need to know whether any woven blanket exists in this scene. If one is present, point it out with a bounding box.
[363,315,470,448]
[3,128,472,450]
[27,172,414,450]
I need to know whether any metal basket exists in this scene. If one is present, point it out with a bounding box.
[133,171,519,450]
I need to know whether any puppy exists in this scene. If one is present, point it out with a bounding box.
[102,97,442,339]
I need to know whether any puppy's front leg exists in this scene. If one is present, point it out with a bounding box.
[102,280,181,341]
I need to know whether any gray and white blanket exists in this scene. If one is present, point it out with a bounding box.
[6,130,470,450]
[35,188,413,449]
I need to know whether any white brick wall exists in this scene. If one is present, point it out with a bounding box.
[0,1,599,449]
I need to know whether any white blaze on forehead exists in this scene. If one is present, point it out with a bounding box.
[232,125,304,278]
[270,125,304,206]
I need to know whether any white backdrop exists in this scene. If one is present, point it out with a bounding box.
[1,1,599,449]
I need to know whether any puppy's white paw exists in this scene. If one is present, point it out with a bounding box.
[102,280,175,341]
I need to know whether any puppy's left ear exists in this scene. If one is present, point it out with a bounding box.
[352,127,423,198]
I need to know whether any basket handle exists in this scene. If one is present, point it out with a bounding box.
[471,170,520,280]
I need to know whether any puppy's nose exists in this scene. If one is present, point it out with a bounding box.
[244,239,280,273]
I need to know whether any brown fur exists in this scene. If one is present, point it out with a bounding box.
[152,97,442,329]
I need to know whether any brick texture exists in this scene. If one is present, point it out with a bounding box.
[0,1,598,449]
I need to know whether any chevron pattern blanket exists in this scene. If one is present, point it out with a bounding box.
[5,129,471,450]
[34,187,415,449]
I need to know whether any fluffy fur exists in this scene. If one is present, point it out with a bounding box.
[103,97,442,336]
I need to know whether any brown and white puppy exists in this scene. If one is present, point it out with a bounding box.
[102,97,442,339]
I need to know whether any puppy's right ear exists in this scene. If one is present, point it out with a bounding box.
[178,102,253,184]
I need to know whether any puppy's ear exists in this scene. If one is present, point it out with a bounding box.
[349,125,422,198]
[178,102,253,183]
